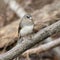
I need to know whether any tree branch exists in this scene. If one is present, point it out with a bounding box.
[22,38,60,56]
[22,36,60,57]
[44,37,60,60]
[0,20,60,60]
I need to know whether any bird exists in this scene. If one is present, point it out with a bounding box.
[16,14,34,60]
[18,14,34,41]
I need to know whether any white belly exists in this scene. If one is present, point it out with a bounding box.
[20,25,33,36]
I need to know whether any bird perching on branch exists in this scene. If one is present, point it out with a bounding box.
[18,14,34,40]
[16,14,34,60]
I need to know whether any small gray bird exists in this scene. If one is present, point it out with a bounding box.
[16,14,34,60]
[18,14,34,38]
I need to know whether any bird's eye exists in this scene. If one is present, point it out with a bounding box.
[26,15,32,20]
[26,15,30,18]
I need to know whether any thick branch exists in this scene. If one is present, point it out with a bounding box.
[0,20,60,60]
[22,38,60,56]
[22,37,60,57]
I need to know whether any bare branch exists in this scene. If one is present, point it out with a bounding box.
[44,37,60,60]
[0,20,60,60]
[22,38,60,56]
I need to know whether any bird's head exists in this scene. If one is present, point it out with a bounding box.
[21,14,34,27]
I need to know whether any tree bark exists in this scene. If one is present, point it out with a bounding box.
[22,38,60,56]
[0,20,60,60]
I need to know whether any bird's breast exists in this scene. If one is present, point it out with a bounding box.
[20,25,34,37]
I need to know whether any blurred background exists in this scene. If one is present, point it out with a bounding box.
[0,0,54,28]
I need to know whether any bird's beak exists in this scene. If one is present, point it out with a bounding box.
[30,17,32,20]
